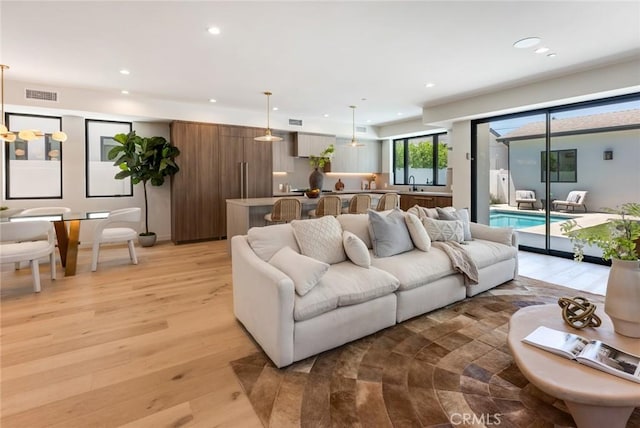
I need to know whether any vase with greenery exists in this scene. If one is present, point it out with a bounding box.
[109,131,180,246]
[308,144,334,191]
[561,202,640,337]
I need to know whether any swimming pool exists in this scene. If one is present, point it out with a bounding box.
[489,211,572,229]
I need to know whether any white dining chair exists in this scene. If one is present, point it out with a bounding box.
[0,221,56,292]
[16,207,71,269]
[91,207,141,271]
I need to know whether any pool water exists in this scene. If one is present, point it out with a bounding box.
[490,211,571,229]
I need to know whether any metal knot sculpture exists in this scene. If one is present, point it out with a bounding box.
[557,296,601,329]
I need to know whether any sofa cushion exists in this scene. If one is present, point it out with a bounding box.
[463,239,518,269]
[293,262,399,321]
[368,209,414,257]
[291,216,346,264]
[370,248,455,291]
[343,231,371,268]
[405,212,431,252]
[437,207,472,241]
[337,214,372,249]
[269,246,329,296]
[247,223,300,261]
[422,217,464,243]
[469,223,514,246]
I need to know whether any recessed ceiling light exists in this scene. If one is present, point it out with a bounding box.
[121,90,129,95]
[366,120,372,123]
[207,26,221,35]
[209,98,217,103]
[119,69,130,75]
[323,114,329,118]
[272,107,278,111]
[535,47,550,54]
[547,53,557,58]
[425,82,435,88]
[397,112,403,116]
[513,37,541,49]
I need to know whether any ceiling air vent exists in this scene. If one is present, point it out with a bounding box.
[25,88,59,102]
[289,119,303,126]
[356,126,367,133]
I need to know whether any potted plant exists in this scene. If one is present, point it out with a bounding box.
[308,144,334,191]
[108,131,180,247]
[560,202,640,337]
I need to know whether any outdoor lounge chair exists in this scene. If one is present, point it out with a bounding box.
[552,191,588,212]
[515,190,537,209]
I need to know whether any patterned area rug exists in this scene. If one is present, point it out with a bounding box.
[231,277,640,427]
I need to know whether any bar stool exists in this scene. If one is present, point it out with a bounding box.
[265,198,302,224]
[342,194,371,214]
[375,193,399,211]
[308,195,342,218]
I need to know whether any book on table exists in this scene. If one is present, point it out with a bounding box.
[522,326,640,384]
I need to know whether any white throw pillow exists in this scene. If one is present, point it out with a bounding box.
[343,231,371,268]
[247,223,300,261]
[404,212,431,252]
[437,207,472,241]
[337,214,372,248]
[422,217,464,243]
[291,216,346,264]
[269,247,329,296]
[368,208,414,257]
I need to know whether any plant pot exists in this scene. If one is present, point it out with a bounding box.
[138,232,157,247]
[605,258,640,337]
[309,168,324,191]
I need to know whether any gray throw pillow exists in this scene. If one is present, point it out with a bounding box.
[436,207,472,241]
[368,208,414,257]
[422,217,464,243]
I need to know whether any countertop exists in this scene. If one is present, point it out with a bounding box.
[272,189,452,197]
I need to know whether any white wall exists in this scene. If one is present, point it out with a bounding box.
[508,129,640,210]
[1,116,171,246]
[450,121,471,210]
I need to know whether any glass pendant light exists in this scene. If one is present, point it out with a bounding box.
[255,91,283,142]
[350,105,364,147]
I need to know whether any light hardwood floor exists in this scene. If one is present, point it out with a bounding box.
[1,240,609,427]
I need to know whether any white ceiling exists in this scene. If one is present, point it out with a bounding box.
[1,1,639,127]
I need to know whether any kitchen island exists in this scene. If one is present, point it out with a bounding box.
[225,190,452,251]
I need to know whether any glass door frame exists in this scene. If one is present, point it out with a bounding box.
[471,92,640,264]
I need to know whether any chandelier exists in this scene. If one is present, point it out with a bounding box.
[0,64,67,143]
[254,91,283,142]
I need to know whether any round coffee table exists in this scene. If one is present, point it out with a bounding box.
[508,304,640,428]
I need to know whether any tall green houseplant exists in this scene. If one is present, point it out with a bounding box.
[109,131,180,243]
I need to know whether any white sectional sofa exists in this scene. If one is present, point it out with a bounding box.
[231,208,518,368]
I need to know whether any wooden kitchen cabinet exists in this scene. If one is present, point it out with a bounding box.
[293,132,336,157]
[171,122,272,243]
[400,194,452,211]
[171,121,221,243]
[272,131,294,172]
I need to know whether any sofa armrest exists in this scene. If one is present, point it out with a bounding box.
[470,222,518,247]
[231,235,296,368]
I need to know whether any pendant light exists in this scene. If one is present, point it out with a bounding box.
[349,105,364,147]
[0,64,67,143]
[255,91,283,142]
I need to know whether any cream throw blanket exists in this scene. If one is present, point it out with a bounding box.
[432,241,479,285]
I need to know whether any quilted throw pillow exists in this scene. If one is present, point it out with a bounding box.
[291,216,346,264]
[437,207,472,241]
[368,208,414,257]
[422,217,464,243]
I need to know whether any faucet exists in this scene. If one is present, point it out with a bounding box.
[408,175,417,191]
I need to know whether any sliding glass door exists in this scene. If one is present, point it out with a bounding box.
[474,94,640,262]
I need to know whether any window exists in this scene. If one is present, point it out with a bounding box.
[393,132,448,186]
[541,149,577,182]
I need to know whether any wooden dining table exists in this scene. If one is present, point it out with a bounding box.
[4,211,108,276]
